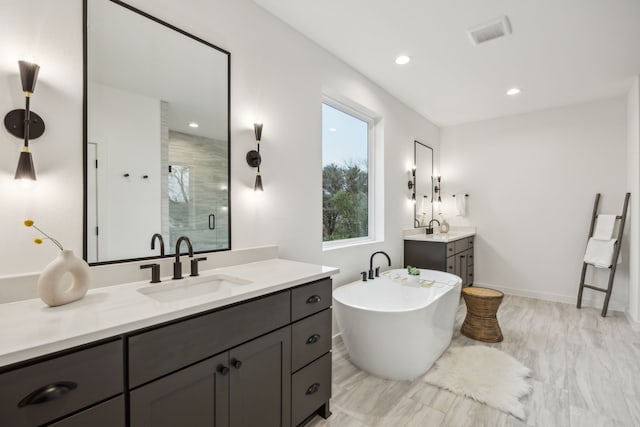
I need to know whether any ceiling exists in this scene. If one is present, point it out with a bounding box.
[252,0,640,126]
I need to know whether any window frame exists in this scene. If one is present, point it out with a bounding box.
[321,96,376,249]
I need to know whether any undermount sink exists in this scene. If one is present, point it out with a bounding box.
[138,274,252,302]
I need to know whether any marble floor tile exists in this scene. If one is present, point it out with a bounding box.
[374,396,445,427]
[407,381,457,413]
[311,295,640,427]
[569,405,626,427]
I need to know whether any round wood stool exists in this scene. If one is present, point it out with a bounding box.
[461,287,504,342]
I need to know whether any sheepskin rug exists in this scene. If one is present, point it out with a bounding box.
[424,345,532,420]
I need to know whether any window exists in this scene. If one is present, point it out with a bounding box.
[322,100,374,245]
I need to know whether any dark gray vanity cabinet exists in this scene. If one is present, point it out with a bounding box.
[404,236,474,287]
[0,277,333,427]
[0,340,124,427]
[128,277,332,427]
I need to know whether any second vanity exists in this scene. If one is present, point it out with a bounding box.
[404,229,475,287]
[0,259,338,427]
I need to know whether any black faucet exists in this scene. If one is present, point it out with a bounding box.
[173,236,194,280]
[369,251,391,280]
[151,233,165,256]
[426,219,440,235]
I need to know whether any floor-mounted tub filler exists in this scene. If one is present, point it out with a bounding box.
[333,269,462,381]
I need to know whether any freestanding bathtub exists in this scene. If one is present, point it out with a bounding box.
[333,268,461,381]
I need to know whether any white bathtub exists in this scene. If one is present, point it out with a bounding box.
[333,269,461,381]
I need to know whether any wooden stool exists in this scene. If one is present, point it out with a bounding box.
[461,287,504,342]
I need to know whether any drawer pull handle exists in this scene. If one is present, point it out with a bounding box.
[306,334,321,344]
[447,266,453,270]
[306,295,321,304]
[18,381,77,407]
[231,359,242,369]
[217,365,230,375]
[306,382,321,395]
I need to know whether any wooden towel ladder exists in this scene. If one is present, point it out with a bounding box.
[576,192,630,317]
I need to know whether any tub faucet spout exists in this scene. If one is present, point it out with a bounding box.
[369,251,391,280]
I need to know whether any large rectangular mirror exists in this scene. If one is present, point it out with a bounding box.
[84,0,231,264]
[414,141,433,227]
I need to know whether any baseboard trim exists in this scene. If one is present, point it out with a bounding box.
[472,281,627,313]
[625,312,640,331]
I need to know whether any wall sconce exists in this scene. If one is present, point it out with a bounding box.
[408,167,416,202]
[246,123,263,191]
[4,60,45,189]
[433,175,442,205]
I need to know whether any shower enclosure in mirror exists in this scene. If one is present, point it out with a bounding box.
[414,141,434,227]
[84,0,230,264]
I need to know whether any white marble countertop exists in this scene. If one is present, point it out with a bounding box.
[0,258,339,368]
[404,228,476,243]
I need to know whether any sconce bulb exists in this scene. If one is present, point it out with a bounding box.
[254,123,263,142]
[15,149,37,182]
[18,60,40,95]
[254,173,263,192]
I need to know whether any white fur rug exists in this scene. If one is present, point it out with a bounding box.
[424,346,532,420]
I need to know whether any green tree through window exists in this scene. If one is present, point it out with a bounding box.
[322,102,371,242]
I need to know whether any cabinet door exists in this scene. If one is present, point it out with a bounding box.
[130,352,229,427]
[229,326,291,427]
[456,252,468,286]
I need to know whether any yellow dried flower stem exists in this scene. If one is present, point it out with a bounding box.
[24,219,64,250]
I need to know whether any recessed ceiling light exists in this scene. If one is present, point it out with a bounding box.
[506,87,521,96]
[188,122,199,128]
[395,55,411,65]
[328,127,337,132]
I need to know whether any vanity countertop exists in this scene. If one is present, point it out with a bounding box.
[404,228,476,243]
[0,258,339,368]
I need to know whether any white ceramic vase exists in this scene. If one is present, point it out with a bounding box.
[37,250,90,307]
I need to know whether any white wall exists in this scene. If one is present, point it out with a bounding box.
[0,0,438,294]
[627,76,640,323]
[440,97,629,310]
[88,82,162,262]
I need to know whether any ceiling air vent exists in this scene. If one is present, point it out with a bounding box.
[467,16,512,45]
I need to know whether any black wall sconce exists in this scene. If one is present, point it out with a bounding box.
[4,60,45,188]
[433,175,442,205]
[408,167,416,202]
[246,123,263,191]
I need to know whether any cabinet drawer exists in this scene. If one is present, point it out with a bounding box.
[446,243,455,257]
[49,395,125,427]
[0,340,123,427]
[454,238,469,254]
[292,352,331,427]
[291,278,332,321]
[291,309,332,372]
[446,256,455,274]
[129,291,290,388]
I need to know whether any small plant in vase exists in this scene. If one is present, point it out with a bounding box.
[407,265,421,283]
[24,219,90,307]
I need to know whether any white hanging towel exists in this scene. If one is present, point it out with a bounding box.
[583,238,617,268]
[592,214,616,240]
[455,194,466,217]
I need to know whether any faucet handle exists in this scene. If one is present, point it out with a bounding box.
[375,266,380,277]
[140,263,161,283]
[361,271,367,282]
[190,257,207,277]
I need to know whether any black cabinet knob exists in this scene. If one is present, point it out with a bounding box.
[306,295,321,304]
[306,334,321,344]
[305,382,321,395]
[231,359,242,369]
[217,365,229,375]
[448,266,453,270]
